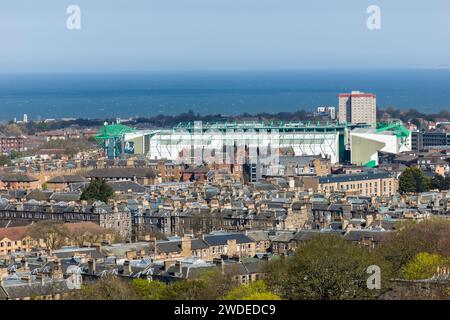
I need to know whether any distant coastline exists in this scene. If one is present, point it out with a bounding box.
[0,69,450,121]
[3,107,449,135]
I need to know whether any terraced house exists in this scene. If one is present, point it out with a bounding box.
[0,227,36,256]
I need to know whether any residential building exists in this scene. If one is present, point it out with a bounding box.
[338,91,377,128]
[411,131,450,151]
[0,135,25,154]
[0,227,36,255]
[302,170,398,197]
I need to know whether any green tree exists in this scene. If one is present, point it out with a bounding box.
[221,280,281,300]
[430,174,446,191]
[402,252,449,280]
[164,269,234,300]
[399,167,431,194]
[265,235,391,300]
[446,176,450,190]
[10,150,25,159]
[410,118,422,130]
[81,179,114,203]
[132,279,167,300]
[380,219,450,276]
[0,154,11,166]
[69,275,139,300]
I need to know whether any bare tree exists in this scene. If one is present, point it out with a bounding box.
[27,221,70,251]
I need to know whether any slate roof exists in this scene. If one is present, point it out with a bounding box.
[203,232,254,246]
[49,192,81,202]
[246,230,270,242]
[26,190,52,202]
[157,239,209,254]
[47,175,89,184]
[108,181,146,193]
[51,247,104,259]
[1,278,72,299]
[318,171,392,184]
[0,174,39,183]
[271,231,296,242]
[293,229,330,241]
[86,168,155,179]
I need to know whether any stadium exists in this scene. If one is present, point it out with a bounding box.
[95,121,410,165]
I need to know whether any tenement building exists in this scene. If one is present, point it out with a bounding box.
[0,200,132,240]
[302,170,398,196]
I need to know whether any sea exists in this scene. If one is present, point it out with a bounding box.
[0,69,449,120]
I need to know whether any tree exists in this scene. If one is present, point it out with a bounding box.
[410,118,422,130]
[399,167,431,194]
[265,235,391,300]
[402,252,449,280]
[163,269,234,300]
[10,150,25,159]
[81,179,114,203]
[26,221,70,250]
[221,280,281,300]
[3,123,23,136]
[69,275,139,300]
[0,154,11,166]
[430,174,447,191]
[380,219,450,276]
[132,279,167,300]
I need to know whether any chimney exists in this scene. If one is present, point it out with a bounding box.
[36,272,46,285]
[21,274,32,285]
[57,160,62,174]
[88,258,96,275]
[342,219,349,230]
[123,260,132,276]
[21,257,29,271]
[213,258,225,274]
[181,236,191,257]
[226,239,237,257]
[152,237,158,257]
[52,258,63,279]
[175,261,183,274]
[366,215,374,227]
[164,260,175,271]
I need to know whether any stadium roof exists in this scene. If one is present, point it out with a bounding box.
[95,124,136,140]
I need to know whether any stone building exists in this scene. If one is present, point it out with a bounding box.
[303,170,398,197]
[0,227,37,256]
[0,174,40,190]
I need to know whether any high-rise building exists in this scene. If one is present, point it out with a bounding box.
[23,114,28,123]
[338,91,377,128]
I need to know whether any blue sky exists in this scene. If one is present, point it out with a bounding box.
[1,0,449,71]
